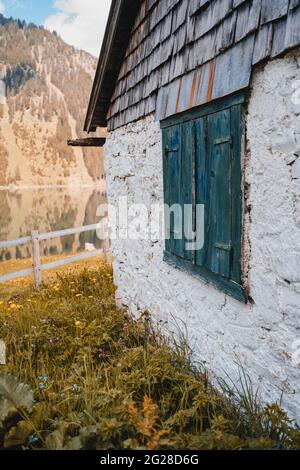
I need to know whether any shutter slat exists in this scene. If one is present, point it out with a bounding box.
[162,129,171,254]
[182,121,194,261]
[230,104,243,284]
[195,116,208,267]
[206,108,232,279]
[165,124,184,258]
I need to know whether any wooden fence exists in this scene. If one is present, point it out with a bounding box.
[0,224,109,288]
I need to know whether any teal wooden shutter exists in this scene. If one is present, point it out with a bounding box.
[163,122,194,260]
[162,93,245,302]
[230,104,243,284]
[163,124,184,258]
[206,108,233,279]
[181,121,194,262]
[195,116,207,268]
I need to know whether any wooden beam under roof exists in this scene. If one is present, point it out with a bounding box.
[67,138,106,147]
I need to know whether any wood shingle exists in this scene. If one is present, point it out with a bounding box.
[85,0,300,132]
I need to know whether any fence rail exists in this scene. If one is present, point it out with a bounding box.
[0,224,109,288]
[0,236,32,250]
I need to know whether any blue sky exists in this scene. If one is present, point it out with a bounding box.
[0,1,111,56]
[1,0,54,25]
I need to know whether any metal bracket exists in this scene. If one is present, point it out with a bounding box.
[213,243,232,252]
[213,136,232,146]
[165,146,179,154]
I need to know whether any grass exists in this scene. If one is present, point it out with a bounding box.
[0,263,299,450]
[0,253,106,299]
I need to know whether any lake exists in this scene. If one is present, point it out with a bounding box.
[0,186,107,261]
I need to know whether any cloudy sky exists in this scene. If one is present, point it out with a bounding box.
[0,0,112,56]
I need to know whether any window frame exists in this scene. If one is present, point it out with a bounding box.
[161,91,248,304]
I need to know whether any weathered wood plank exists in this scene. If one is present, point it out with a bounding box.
[271,18,287,57]
[235,0,262,43]
[67,138,106,147]
[285,6,300,50]
[261,0,289,24]
[181,120,194,262]
[88,0,300,131]
[195,116,207,268]
[253,23,273,64]
[206,108,232,279]
[290,0,300,10]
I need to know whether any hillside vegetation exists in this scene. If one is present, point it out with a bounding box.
[0,14,105,187]
[0,265,300,450]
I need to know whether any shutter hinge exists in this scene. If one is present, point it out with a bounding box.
[213,136,232,146]
[165,146,179,154]
[213,243,232,252]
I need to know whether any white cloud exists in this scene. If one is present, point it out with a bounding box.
[44,0,111,56]
[0,1,5,14]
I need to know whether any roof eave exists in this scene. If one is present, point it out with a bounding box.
[84,0,140,133]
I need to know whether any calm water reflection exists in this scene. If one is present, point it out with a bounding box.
[0,187,107,261]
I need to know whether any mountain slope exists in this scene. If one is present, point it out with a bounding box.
[0,15,105,187]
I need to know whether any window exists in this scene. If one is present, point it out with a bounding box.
[161,93,247,303]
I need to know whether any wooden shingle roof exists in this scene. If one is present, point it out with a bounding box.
[85,0,300,132]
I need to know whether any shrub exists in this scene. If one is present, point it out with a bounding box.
[0,265,299,450]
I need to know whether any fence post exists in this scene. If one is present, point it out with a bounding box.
[103,239,110,264]
[31,231,42,288]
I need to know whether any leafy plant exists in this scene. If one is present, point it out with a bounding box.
[128,396,170,450]
[0,264,299,450]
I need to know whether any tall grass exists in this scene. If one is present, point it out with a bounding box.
[0,263,299,450]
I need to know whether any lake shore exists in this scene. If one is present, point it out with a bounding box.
[0,183,105,192]
[0,186,107,262]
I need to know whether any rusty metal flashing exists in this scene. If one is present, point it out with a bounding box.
[156,34,254,122]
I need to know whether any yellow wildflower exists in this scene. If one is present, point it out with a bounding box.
[9,303,21,310]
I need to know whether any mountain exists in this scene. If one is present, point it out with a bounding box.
[0,14,105,187]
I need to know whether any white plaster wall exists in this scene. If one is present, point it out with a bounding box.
[104,51,300,422]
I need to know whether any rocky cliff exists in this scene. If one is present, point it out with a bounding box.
[0,14,105,187]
